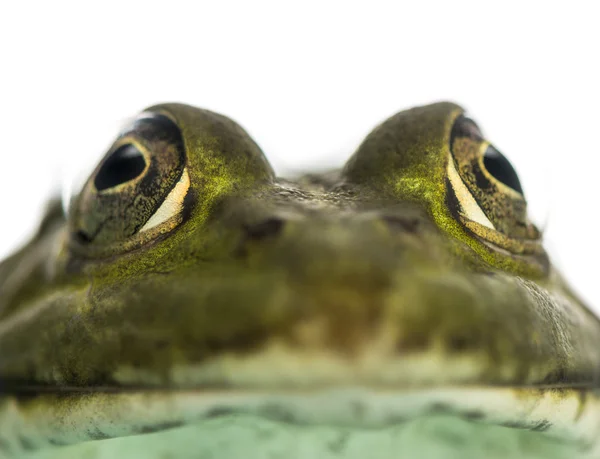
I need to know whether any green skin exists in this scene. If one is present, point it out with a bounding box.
[1,102,599,459]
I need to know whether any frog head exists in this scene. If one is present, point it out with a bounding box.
[0,102,598,458]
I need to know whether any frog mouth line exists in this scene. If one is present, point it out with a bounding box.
[0,380,595,396]
[1,386,598,456]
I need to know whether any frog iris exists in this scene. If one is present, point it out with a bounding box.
[69,112,190,255]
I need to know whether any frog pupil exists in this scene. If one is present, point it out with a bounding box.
[94,144,146,191]
[483,145,523,195]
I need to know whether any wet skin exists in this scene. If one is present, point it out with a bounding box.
[0,102,599,458]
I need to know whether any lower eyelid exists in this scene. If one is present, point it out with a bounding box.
[446,154,495,230]
[139,169,191,233]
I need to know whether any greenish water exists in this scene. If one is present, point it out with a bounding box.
[12,414,588,459]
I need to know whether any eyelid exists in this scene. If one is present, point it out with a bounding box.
[139,169,191,233]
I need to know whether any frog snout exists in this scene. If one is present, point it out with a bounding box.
[234,206,444,284]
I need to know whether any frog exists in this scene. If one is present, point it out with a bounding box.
[0,101,599,459]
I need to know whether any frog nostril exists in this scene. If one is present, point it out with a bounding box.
[382,215,421,233]
[243,217,286,241]
[75,230,93,244]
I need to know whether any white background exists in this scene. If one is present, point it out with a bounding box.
[0,2,598,310]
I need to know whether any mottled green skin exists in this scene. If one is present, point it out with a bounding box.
[0,103,599,457]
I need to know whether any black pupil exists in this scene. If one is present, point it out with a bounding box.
[94,144,147,191]
[483,145,523,195]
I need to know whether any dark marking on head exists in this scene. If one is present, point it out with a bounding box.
[204,406,236,420]
[447,334,475,352]
[135,420,184,435]
[500,420,526,430]
[382,215,421,233]
[179,188,197,227]
[462,410,486,421]
[86,427,111,441]
[429,402,452,413]
[75,230,93,244]
[259,403,298,424]
[243,217,286,241]
[531,420,552,432]
[541,368,568,385]
[445,177,462,222]
[48,437,70,447]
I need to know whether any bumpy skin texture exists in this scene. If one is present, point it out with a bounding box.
[0,103,599,457]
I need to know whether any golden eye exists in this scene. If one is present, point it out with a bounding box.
[447,114,541,253]
[69,113,190,252]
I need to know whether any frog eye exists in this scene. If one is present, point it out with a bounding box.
[93,144,147,191]
[69,113,190,251]
[481,144,523,195]
[447,115,540,250]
